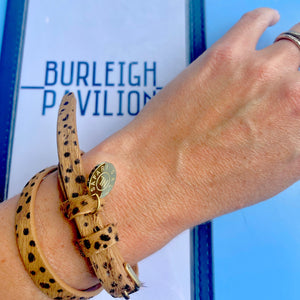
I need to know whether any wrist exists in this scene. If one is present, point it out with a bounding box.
[34,116,190,292]
[85,125,189,263]
[33,128,157,291]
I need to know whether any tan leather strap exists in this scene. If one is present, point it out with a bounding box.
[15,166,102,299]
[57,92,140,299]
[60,195,104,220]
[77,224,118,257]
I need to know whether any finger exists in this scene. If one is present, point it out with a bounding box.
[217,8,280,50]
[272,23,300,69]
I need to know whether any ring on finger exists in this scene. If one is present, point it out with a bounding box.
[274,31,300,50]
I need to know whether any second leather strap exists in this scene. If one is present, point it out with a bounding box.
[56,92,140,299]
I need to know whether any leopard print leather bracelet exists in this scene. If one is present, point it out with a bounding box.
[56,92,141,299]
[15,166,102,300]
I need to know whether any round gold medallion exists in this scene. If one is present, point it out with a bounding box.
[88,162,116,199]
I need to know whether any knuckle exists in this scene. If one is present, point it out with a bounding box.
[207,43,239,66]
[250,60,277,82]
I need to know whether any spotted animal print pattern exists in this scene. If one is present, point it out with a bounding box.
[15,167,101,299]
[57,93,140,299]
[60,194,104,220]
[78,224,118,257]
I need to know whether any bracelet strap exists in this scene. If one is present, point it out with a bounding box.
[15,167,102,300]
[77,224,118,257]
[60,195,104,220]
[57,92,140,299]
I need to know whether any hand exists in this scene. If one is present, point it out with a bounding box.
[87,7,300,263]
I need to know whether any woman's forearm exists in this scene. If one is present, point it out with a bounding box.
[0,128,193,298]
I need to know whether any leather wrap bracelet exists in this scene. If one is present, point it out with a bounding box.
[56,92,140,299]
[15,167,102,299]
[15,92,140,299]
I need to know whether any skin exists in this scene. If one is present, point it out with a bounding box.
[0,7,299,299]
